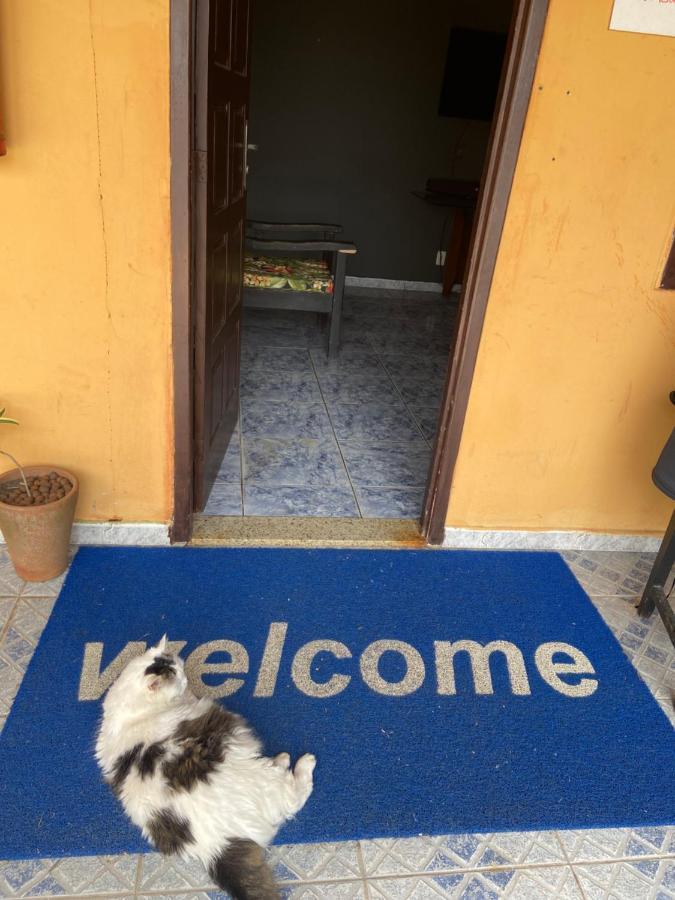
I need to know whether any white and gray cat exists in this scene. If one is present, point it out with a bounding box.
[96,637,316,900]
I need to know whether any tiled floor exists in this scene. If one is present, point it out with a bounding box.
[204,289,456,519]
[0,547,673,898]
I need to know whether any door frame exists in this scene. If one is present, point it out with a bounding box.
[169,0,549,544]
[420,0,549,544]
[170,0,194,543]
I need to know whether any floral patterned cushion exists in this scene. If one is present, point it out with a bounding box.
[243,254,334,294]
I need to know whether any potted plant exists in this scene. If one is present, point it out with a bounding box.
[0,406,79,581]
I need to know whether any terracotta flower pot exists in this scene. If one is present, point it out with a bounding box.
[0,465,79,582]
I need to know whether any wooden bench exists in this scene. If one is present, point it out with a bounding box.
[244,221,357,358]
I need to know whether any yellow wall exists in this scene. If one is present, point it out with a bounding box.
[447,0,675,535]
[0,1,173,522]
[2,0,673,534]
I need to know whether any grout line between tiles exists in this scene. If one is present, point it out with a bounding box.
[0,596,20,644]
[309,351,364,519]
[336,435,435,443]
[554,830,574,866]
[133,853,144,895]
[563,851,675,867]
[555,831,591,899]
[361,861,572,886]
[21,894,133,900]
[329,482,428,491]
[276,875,368,887]
[594,858,623,897]
[363,335,430,447]
[569,864,593,900]
[356,840,371,900]
[364,861,573,881]
[237,397,245,517]
[359,852,675,882]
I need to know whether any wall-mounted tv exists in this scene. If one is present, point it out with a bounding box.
[438,27,508,121]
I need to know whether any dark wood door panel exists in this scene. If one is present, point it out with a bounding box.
[212,104,231,211]
[213,0,233,68]
[232,0,249,75]
[193,0,250,510]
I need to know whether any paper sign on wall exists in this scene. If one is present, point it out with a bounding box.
[610,0,675,37]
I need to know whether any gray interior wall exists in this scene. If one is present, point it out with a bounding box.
[246,0,513,283]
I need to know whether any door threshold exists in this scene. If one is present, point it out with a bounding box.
[190,515,426,548]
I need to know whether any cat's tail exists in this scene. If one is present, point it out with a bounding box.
[209,839,279,900]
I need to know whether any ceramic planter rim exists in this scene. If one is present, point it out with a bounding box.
[0,465,79,513]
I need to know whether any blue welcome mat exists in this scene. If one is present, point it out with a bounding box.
[0,547,673,859]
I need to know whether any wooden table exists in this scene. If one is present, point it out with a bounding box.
[414,179,480,296]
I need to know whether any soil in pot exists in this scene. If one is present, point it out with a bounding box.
[0,472,73,506]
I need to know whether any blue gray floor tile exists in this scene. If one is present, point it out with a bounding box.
[203,483,243,516]
[378,352,448,384]
[315,373,398,405]
[244,484,360,517]
[241,347,314,374]
[354,486,426,518]
[340,441,432,488]
[395,376,445,410]
[242,437,350,488]
[309,348,384,376]
[327,401,424,443]
[241,401,334,440]
[240,371,323,404]
[409,405,441,443]
[212,439,241,484]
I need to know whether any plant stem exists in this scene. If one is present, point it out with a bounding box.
[0,450,31,499]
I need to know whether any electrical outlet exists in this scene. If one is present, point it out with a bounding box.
[436,250,446,266]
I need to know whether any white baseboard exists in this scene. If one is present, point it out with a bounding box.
[443,527,661,552]
[72,522,171,545]
[0,521,171,547]
[346,276,443,293]
[2,519,658,552]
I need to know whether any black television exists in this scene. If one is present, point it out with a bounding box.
[438,27,508,121]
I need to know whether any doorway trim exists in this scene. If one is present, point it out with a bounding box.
[169,0,550,544]
[420,0,550,545]
[169,0,194,543]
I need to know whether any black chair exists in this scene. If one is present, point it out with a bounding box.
[637,421,675,646]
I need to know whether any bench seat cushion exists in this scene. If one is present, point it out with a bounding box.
[243,254,334,294]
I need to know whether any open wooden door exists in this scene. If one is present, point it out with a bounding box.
[193,0,250,510]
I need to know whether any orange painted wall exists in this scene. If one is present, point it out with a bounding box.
[0,1,173,522]
[447,0,675,534]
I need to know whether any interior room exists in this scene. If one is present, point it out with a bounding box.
[203,0,515,520]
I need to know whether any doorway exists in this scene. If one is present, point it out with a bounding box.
[169,0,549,542]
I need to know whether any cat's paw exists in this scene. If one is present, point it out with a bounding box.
[273,752,291,770]
[295,753,316,779]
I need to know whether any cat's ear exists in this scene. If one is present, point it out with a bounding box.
[156,634,168,653]
[147,677,162,692]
